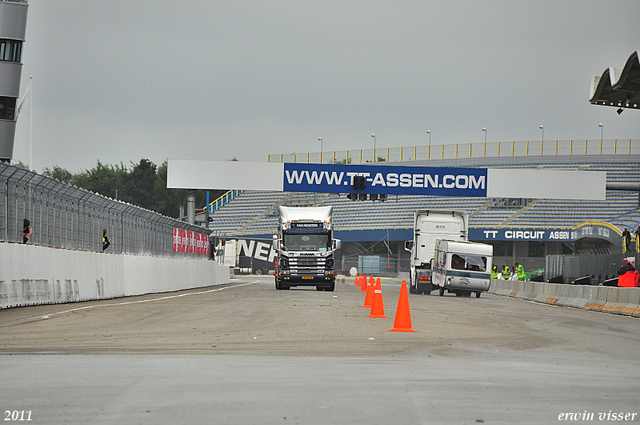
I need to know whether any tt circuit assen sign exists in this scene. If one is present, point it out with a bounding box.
[469,228,572,242]
[282,163,487,196]
[469,223,619,244]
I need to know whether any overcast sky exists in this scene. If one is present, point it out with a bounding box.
[11,0,640,173]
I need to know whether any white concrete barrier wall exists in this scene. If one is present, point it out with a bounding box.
[0,244,230,309]
[489,278,640,318]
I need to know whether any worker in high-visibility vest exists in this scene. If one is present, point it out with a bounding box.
[515,263,526,280]
[501,265,511,280]
[491,265,498,279]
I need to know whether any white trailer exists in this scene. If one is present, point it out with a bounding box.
[431,239,493,298]
[404,210,468,295]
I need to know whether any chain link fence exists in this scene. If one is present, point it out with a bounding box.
[0,163,210,258]
[339,254,408,277]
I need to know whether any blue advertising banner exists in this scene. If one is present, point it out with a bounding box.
[283,163,488,197]
[469,227,573,242]
[469,224,620,244]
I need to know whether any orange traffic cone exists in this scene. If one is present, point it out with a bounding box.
[359,274,367,292]
[354,274,360,287]
[361,277,374,308]
[367,278,387,318]
[389,280,416,332]
[377,277,387,305]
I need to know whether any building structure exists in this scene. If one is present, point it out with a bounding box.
[207,152,640,280]
[0,0,27,163]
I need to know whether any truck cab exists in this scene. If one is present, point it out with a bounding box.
[274,206,341,291]
[405,210,468,295]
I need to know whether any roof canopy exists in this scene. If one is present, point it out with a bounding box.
[590,51,640,112]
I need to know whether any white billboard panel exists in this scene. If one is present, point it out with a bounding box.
[167,159,284,191]
[487,168,606,200]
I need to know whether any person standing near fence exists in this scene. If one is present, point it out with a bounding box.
[102,228,111,252]
[23,219,32,244]
[621,228,631,253]
[635,227,640,253]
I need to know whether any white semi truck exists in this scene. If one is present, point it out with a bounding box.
[405,210,468,295]
[273,206,341,291]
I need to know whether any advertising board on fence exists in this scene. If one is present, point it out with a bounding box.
[173,228,210,255]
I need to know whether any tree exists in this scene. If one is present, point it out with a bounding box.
[10,159,31,170]
[42,165,74,184]
[121,159,157,210]
[83,160,126,199]
[335,157,352,164]
[154,160,188,217]
[34,158,228,219]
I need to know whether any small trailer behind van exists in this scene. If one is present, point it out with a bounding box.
[431,240,493,298]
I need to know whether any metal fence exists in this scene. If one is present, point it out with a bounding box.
[545,252,639,284]
[268,138,640,164]
[0,163,210,258]
[339,253,407,277]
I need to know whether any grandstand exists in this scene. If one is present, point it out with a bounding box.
[207,151,640,278]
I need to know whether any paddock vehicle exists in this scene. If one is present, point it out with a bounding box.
[274,206,341,291]
[431,240,493,298]
[405,210,468,294]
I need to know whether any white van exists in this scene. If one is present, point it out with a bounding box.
[431,240,493,298]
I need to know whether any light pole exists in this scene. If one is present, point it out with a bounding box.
[318,137,323,163]
[599,123,603,140]
[371,134,376,162]
[482,127,487,143]
[539,125,544,141]
[426,130,431,146]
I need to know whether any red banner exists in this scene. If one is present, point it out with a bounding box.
[173,228,209,255]
[180,229,187,253]
[173,228,179,252]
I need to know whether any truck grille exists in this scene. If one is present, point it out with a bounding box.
[289,257,325,274]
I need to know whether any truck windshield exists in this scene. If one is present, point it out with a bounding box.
[282,234,331,252]
[451,254,487,272]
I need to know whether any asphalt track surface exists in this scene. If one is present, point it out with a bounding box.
[1,276,639,424]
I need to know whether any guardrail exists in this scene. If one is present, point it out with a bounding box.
[489,278,640,317]
[0,163,209,258]
[268,139,640,164]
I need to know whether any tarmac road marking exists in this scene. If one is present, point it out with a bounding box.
[0,281,259,325]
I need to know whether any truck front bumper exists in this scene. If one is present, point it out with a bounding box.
[277,272,335,285]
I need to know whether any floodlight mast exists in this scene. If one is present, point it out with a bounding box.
[371,134,376,162]
[539,125,544,141]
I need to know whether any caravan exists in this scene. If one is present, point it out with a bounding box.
[431,240,493,298]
